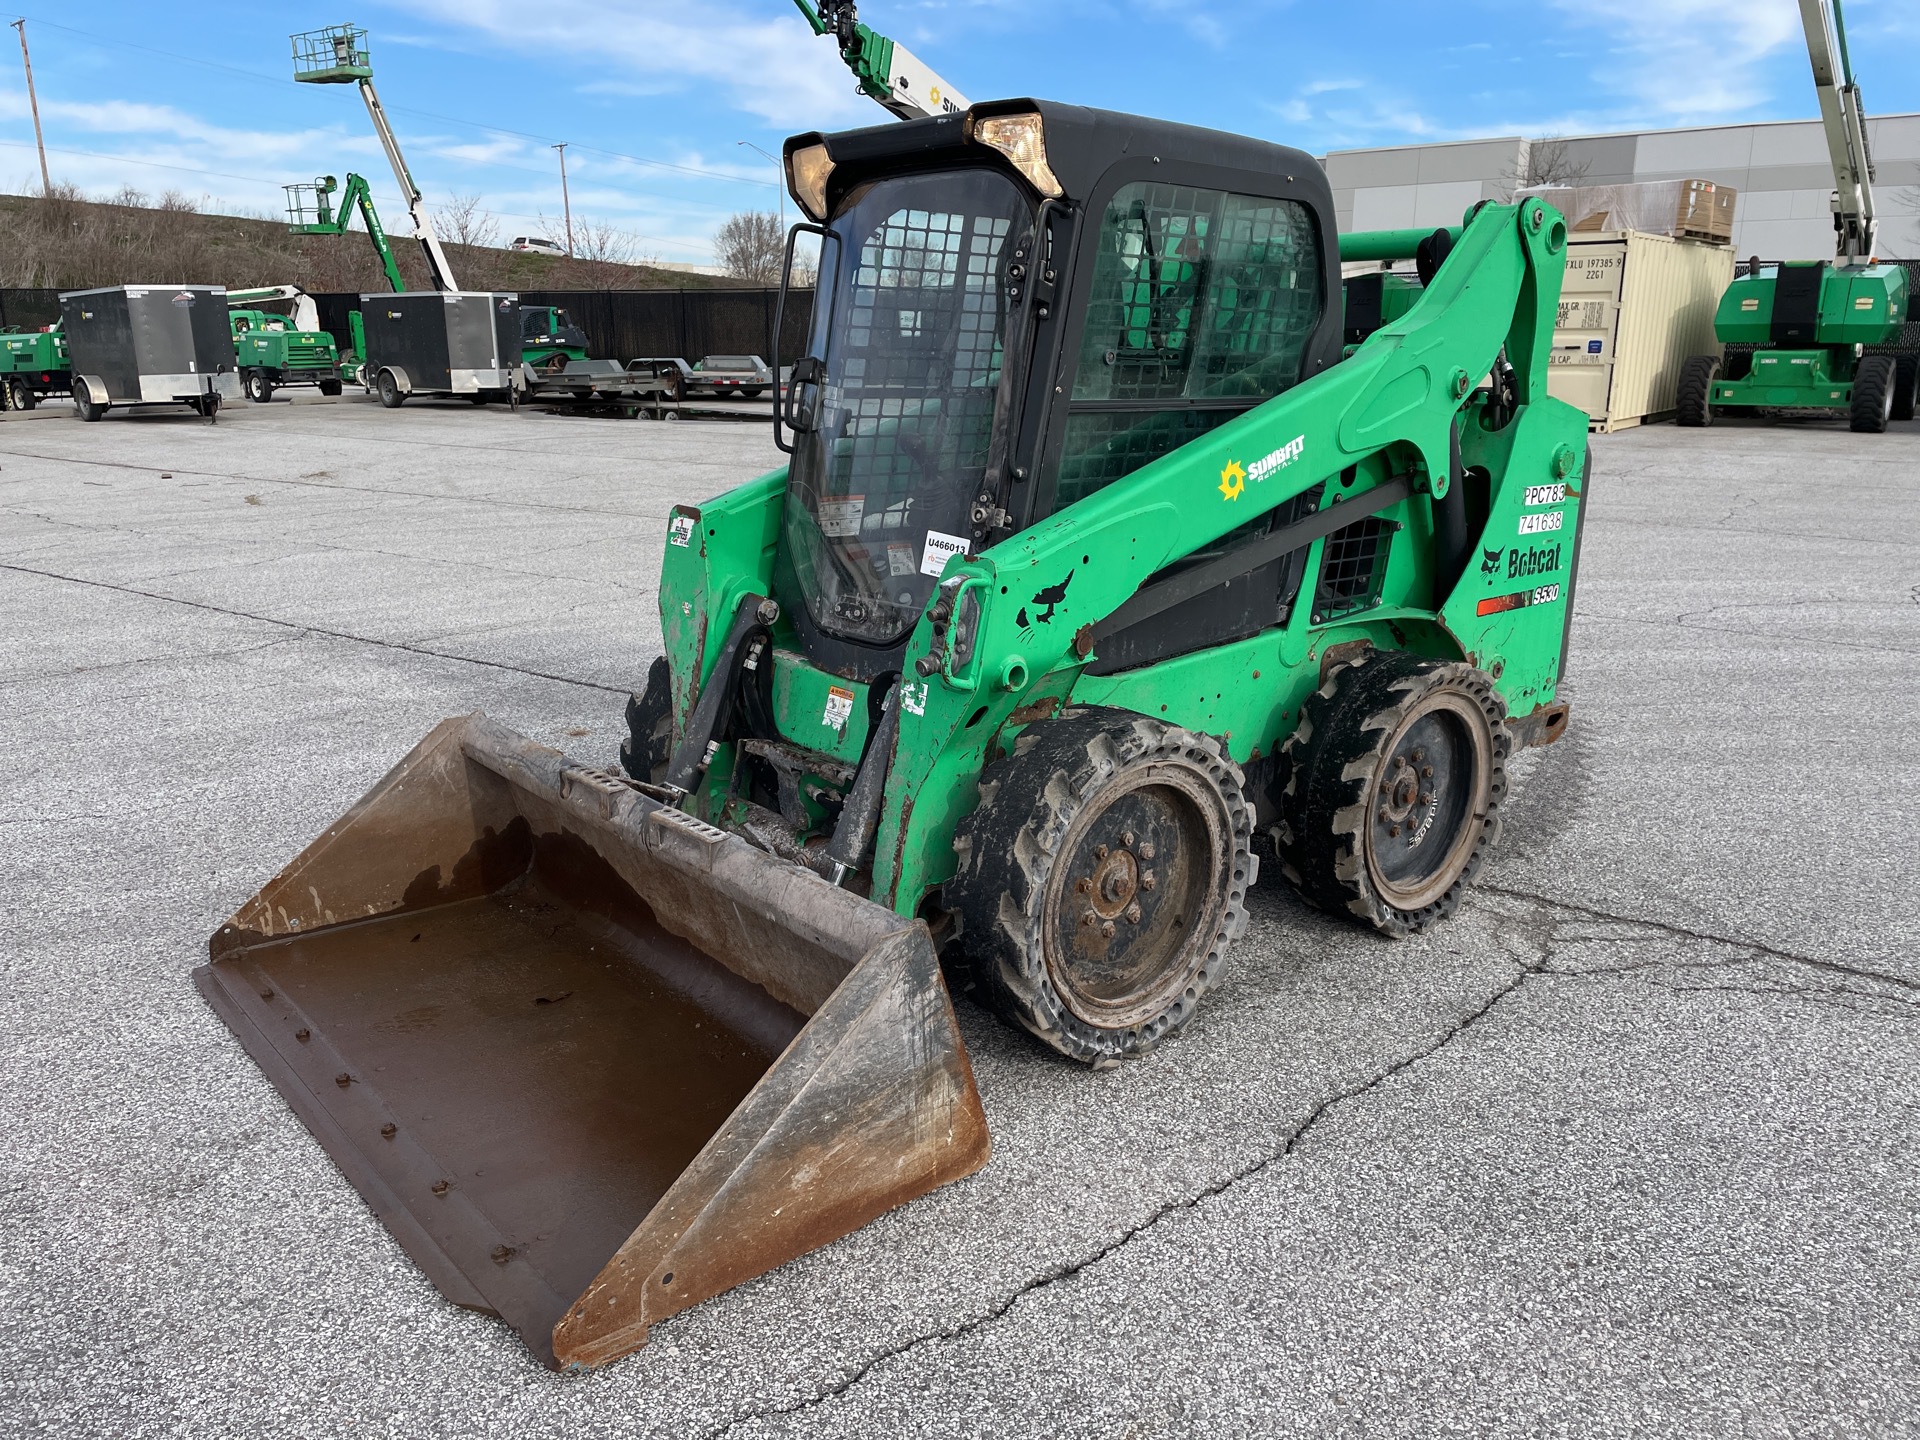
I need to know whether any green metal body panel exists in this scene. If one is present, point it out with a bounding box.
[1713,262,1906,347]
[519,306,590,369]
[0,326,69,380]
[290,173,406,294]
[1708,261,1907,412]
[230,311,340,380]
[291,25,372,84]
[653,199,1585,920]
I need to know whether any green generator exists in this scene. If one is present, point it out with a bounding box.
[0,325,70,410]
[230,310,344,402]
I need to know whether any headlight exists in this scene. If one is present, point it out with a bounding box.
[969,111,1063,199]
[787,142,834,222]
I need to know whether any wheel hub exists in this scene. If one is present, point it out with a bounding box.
[1365,695,1490,911]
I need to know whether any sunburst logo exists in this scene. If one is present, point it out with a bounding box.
[1218,459,1246,501]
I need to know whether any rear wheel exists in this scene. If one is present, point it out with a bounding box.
[738,387,764,400]
[1676,354,1719,427]
[377,370,405,409]
[949,707,1255,1066]
[73,386,105,422]
[244,370,273,404]
[1889,355,1916,424]
[6,377,33,411]
[1274,651,1508,937]
[469,392,490,406]
[1851,354,1896,434]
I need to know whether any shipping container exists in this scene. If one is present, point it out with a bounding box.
[1545,230,1734,432]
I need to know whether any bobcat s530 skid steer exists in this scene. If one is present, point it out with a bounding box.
[197,100,1587,1369]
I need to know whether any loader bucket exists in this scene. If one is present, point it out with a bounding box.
[194,714,990,1369]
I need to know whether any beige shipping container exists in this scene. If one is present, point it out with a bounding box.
[1545,230,1733,432]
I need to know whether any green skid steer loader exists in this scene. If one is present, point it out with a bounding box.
[198,101,1586,1369]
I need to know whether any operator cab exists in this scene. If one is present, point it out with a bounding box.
[775,100,1343,681]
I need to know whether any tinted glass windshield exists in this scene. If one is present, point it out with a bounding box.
[783,168,1028,647]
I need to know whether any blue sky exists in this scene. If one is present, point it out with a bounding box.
[1,0,1914,266]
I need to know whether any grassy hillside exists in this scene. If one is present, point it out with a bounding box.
[0,188,729,294]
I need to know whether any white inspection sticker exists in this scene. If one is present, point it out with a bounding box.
[1518,510,1565,536]
[667,513,696,548]
[887,542,918,577]
[920,529,970,577]
[822,685,855,731]
[819,494,865,538]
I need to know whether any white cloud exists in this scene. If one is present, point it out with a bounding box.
[1548,0,1802,123]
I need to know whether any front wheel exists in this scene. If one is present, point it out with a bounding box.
[1676,354,1719,427]
[1851,354,1897,433]
[244,370,273,404]
[1274,651,1509,937]
[376,370,405,409]
[949,707,1255,1066]
[6,377,34,411]
[74,386,106,422]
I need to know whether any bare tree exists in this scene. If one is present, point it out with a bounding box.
[1499,136,1593,201]
[436,192,499,250]
[715,210,784,285]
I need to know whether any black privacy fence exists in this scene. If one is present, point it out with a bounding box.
[1,287,817,366]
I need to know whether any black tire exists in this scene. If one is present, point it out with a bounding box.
[1676,354,1719,427]
[948,706,1256,1066]
[658,369,683,402]
[74,386,105,422]
[1274,651,1509,938]
[377,370,405,409]
[619,656,675,783]
[6,376,33,411]
[737,387,764,400]
[1851,354,1896,434]
[244,370,273,404]
[1890,355,1917,424]
[469,392,490,406]
[318,378,343,398]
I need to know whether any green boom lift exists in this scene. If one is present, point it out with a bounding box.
[792,0,969,119]
[200,102,1587,1369]
[1678,0,1914,430]
[282,172,403,384]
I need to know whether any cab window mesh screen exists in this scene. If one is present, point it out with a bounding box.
[1313,515,1392,621]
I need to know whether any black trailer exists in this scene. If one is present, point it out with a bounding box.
[60,285,239,421]
[361,292,522,408]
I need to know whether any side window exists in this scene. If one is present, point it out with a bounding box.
[1051,182,1322,510]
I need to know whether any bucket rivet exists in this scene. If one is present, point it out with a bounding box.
[294,1028,310,1042]
[431,1179,450,1196]
[334,1072,351,1087]
[380,1123,396,1138]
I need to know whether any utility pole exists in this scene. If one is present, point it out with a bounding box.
[737,140,783,230]
[11,19,50,196]
[552,142,573,256]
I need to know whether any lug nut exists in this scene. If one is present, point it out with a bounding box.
[1124,903,1142,924]
[1100,920,1116,938]
[1420,792,1434,806]
[1093,844,1108,861]
[1411,748,1425,763]
[1140,870,1156,891]
[1138,842,1156,861]
[1081,909,1098,928]
[1422,765,1433,778]
[1389,825,1401,838]
[1121,830,1136,848]
[1076,877,1092,894]
[1394,756,1407,770]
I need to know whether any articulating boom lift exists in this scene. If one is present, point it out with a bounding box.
[792,0,969,120]
[1678,0,1912,429]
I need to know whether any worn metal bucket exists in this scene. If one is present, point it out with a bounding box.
[194,714,990,1369]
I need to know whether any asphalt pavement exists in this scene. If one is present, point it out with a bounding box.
[2,392,1916,1438]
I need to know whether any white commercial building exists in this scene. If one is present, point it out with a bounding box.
[1323,114,1920,260]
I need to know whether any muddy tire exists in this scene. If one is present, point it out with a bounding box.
[948,706,1255,1065]
[1274,651,1509,938]
[619,656,675,784]
[1851,354,1896,434]
[1676,354,1718,427]
[376,370,405,409]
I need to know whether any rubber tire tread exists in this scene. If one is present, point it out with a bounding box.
[1851,354,1896,434]
[1273,651,1509,938]
[948,705,1255,1065]
[1676,354,1718,427]
[1891,355,1917,424]
[619,655,674,783]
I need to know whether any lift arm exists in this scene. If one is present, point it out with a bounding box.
[1798,0,1877,263]
[287,174,407,294]
[792,0,967,121]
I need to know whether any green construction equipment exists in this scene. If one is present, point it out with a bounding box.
[1678,0,1914,430]
[519,305,591,373]
[226,287,345,402]
[286,173,406,294]
[291,25,458,291]
[793,0,968,119]
[0,322,69,410]
[198,100,1587,1369]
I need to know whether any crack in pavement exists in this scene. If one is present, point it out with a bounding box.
[0,561,629,696]
[701,954,1545,1439]
[0,635,305,691]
